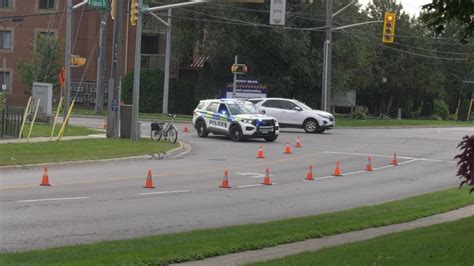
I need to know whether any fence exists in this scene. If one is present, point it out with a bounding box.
[70,81,108,106]
[0,107,24,139]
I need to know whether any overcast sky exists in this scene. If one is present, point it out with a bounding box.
[357,0,432,17]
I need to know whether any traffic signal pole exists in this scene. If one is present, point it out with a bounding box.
[107,0,123,138]
[64,0,72,125]
[131,0,143,141]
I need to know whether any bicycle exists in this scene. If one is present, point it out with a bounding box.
[150,114,178,143]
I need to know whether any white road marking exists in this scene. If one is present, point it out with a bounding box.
[323,151,415,159]
[17,197,89,203]
[138,190,190,196]
[237,184,262,188]
[236,173,267,179]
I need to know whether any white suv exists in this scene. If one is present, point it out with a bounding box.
[192,99,280,142]
[249,98,335,133]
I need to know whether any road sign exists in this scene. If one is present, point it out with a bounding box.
[231,64,248,74]
[88,0,107,10]
[112,100,119,112]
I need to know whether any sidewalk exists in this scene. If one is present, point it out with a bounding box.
[0,134,105,144]
[176,205,474,266]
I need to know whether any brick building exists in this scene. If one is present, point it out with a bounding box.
[1,0,167,107]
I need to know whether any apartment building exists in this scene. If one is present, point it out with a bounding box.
[1,0,167,107]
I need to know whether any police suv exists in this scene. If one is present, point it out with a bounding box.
[192,99,280,142]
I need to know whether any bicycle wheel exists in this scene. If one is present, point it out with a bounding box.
[168,127,178,144]
[151,129,163,142]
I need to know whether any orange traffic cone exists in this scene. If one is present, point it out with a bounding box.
[257,146,265,159]
[365,156,373,171]
[295,136,302,148]
[183,123,190,133]
[262,168,272,185]
[219,170,231,188]
[284,142,293,154]
[332,161,342,176]
[305,164,314,180]
[391,152,399,166]
[40,166,51,186]
[143,169,155,189]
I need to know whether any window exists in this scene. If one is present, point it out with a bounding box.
[218,104,229,115]
[206,102,218,113]
[0,31,11,50]
[0,71,11,92]
[0,0,12,8]
[262,100,282,108]
[38,0,54,10]
[280,100,298,110]
[141,35,159,54]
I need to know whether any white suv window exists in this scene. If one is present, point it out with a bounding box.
[280,100,298,110]
[262,100,282,108]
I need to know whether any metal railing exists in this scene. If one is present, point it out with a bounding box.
[1,107,24,139]
[70,81,108,106]
[141,54,166,70]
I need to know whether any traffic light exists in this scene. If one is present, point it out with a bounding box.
[70,55,87,67]
[382,12,396,43]
[231,64,248,74]
[130,0,139,26]
[111,0,116,20]
[270,0,286,26]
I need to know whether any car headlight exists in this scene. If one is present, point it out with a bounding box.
[241,119,254,124]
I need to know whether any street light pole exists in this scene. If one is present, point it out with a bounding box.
[162,8,172,115]
[321,0,332,112]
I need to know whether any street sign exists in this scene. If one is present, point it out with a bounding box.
[88,0,107,10]
[112,99,119,112]
[231,64,248,74]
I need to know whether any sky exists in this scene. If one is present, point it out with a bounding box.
[357,0,432,17]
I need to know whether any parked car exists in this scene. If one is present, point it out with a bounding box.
[248,98,335,133]
[192,99,280,142]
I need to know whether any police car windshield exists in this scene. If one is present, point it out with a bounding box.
[227,102,261,115]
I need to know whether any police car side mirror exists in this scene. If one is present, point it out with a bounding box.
[260,110,266,114]
[294,106,302,111]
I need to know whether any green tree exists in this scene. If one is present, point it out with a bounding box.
[18,34,61,95]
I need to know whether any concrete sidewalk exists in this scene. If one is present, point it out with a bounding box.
[0,134,106,144]
[176,205,474,266]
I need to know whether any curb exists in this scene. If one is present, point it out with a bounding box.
[71,114,192,124]
[0,140,192,170]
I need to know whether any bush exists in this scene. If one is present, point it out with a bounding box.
[121,69,164,113]
[434,99,449,120]
[455,135,474,194]
[351,105,368,120]
[169,79,196,115]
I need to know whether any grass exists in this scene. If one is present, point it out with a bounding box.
[0,138,179,166]
[251,215,474,266]
[336,116,473,127]
[20,123,99,138]
[0,188,472,265]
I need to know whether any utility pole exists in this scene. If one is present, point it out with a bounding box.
[131,0,143,141]
[162,8,172,114]
[232,55,238,99]
[107,0,123,138]
[321,0,333,112]
[64,0,72,125]
[95,13,106,114]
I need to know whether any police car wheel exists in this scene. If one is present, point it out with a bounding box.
[303,119,319,133]
[230,125,244,142]
[196,120,208,137]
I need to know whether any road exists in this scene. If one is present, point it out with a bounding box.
[1,117,472,252]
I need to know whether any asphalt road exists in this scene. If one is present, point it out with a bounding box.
[1,117,472,252]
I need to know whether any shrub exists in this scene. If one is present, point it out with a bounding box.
[351,105,368,120]
[433,99,449,120]
[455,135,474,194]
[121,69,164,113]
